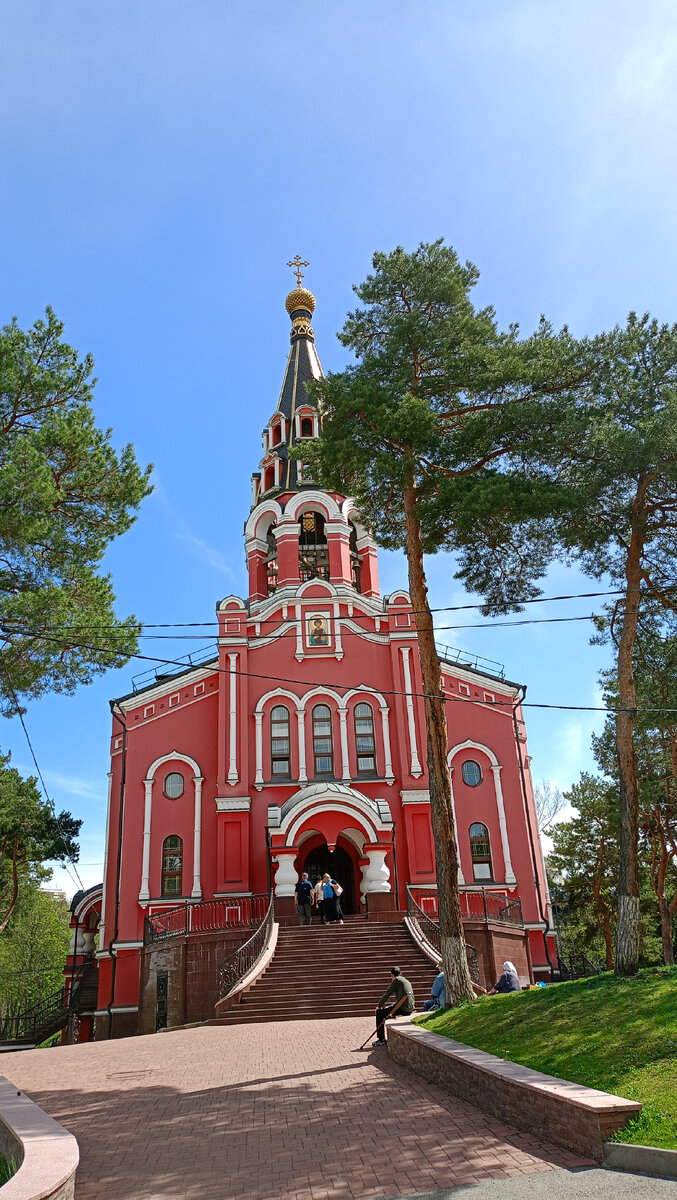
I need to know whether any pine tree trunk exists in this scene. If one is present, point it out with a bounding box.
[403,476,474,1005]
[657,853,675,966]
[614,484,645,976]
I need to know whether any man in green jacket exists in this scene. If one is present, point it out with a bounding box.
[373,966,415,1047]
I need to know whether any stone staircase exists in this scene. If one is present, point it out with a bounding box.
[212,916,438,1024]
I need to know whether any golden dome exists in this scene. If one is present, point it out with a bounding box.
[285,286,316,315]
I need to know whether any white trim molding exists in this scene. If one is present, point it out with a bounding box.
[400,645,423,777]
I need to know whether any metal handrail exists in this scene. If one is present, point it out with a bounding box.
[405,885,480,986]
[408,884,523,928]
[144,894,270,944]
[0,958,92,1044]
[218,893,275,999]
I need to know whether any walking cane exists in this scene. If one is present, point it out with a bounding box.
[355,992,409,1051]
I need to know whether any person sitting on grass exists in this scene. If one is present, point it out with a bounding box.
[488,961,521,994]
[422,962,445,1012]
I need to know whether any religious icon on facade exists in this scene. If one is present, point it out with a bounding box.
[308,614,330,646]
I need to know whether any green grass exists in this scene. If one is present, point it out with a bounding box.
[415,966,677,1149]
[0,1155,18,1184]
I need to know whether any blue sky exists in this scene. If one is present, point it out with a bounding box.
[2,1,676,894]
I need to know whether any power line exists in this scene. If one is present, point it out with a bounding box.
[13,626,677,717]
[11,700,85,891]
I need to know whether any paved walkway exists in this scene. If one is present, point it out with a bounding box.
[0,1017,658,1200]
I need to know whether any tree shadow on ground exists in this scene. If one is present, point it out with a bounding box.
[21,1048,587,1200]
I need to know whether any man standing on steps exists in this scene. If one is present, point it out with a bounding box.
[295,872,314,926]
[373,967,415,1047]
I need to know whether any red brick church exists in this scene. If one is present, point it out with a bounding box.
[70,269,554,1040]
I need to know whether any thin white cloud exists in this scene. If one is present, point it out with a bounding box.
[151,474,234,578]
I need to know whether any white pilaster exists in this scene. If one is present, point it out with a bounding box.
[139,778,153,901]
[339,708,351,780]
[227,653,239,785]
[295,603,303,660]
[380,706,395,783]
[491,764,516,884]
[449,768,465,885]
[192,775,203,898]
[98,770,113,951]
[297,708,307,783]
[400,645,422,777]
[254,712,264,790]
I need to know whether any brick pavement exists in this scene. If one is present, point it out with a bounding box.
[1,1017,591,1200]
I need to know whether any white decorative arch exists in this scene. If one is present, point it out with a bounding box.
[217,595,246,613]
[299,685,345,711]
[139,752,204,904]
[386,590,411,605]
[254,689,306,789]
[287,802,378,846]
[447,740,515,886]
[244,498,283,541]
[255,688,303,714]
[284,489,341,521]
[295,578,337,598]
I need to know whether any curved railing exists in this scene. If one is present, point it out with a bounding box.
[0,958,96,1045]
[218,893,275,999]
[406,885,480,985]
[144,894,270,944]
[408,884,523,927]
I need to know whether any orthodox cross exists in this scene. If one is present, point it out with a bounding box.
[287,256,309,287]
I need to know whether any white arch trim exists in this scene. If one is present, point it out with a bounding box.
[295,577,337,598]
[244,498,283,540]
[299,685,345,711]
[145,750,203,781]
[255,687,303,714]
[139,751,204,904]
[448,739,499,768]
[447,740,515,885]
[343,686,388,711]
[286,802,379,846]
[284,489,341,520]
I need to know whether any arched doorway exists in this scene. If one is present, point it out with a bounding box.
[301,843,356,914]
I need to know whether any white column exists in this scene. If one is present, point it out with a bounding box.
[491,764,516,884]
[339,707,351,780]
[192,775,203,898]
[365,848,391,893]
[333,602,343,659]
[228,653,239,785]
[359,860,370,905]
[273,851,298,897]
[295,603,303,660]
[449,768,465,885]
[297,708,307,782]
[400,646,422,777]
[139,778,153,901]
[254,711,264,790]
[98,771,113,951]
[380,707,395,783]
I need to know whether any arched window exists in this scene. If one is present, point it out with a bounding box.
[270,705,291,778]
[461,759,482,787]
[312,704,334,777]
[299,511,329,581]
[271,423,282,446]
[163,772,184,799]
[265,523,278,594]
[349,522,361,592]
[161,835,183,896]
[264,465,275,492]
[300,416,313,438]
[469,823,492,881]
[354,703,376,775]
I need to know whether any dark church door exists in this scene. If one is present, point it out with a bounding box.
[301,844,356,914]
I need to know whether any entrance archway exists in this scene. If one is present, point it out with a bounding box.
[301,843,356,914]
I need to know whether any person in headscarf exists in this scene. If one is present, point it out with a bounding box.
[488,961,522,994]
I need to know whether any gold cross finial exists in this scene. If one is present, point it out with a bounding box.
[287,255,309,288]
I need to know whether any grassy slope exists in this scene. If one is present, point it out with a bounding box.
[416,966,677,1149]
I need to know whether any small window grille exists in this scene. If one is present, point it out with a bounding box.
[161,835,183,896]
[461,759,482,787]
[164,772,184,799]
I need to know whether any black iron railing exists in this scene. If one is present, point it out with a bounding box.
[408,885,523,928]
[0,959,95,1045]
[557,951,602,981]
[406,885,480,986]
[218,893,274,999]
[144,894,270,944]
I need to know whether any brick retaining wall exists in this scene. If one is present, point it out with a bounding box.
[387,1020,641,1162]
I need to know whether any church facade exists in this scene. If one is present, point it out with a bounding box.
[94,274,553,1038]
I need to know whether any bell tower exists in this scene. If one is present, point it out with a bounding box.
[244,262,380,604]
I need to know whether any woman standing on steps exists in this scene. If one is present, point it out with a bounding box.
[322,873,344,924]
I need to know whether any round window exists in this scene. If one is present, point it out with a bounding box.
[164,772,184,799]
[461,759,482,787]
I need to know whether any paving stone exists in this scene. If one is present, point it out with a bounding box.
[1,1017,592,1199]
